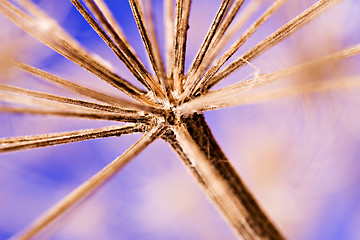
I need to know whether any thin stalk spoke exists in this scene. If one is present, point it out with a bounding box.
[180,77,360,113]
[207,0,342,90]
[0,92,84,111]
[0,84,139,114]
[0,91,136,116]
[12,61,163,115]
[0,105,148,123]
[0,124,143,153]
[143,0,172,98]
[81,0,142,61]
[0,124,139,144]
[172,0,192,94]
[184,0,246,90]
[92,0,139,57]
[185,0,234,86]
[129,0,170,98]
[164,0,175,79]
[196,0,263,78]
[181,0,287,101]
[13,123,164,240]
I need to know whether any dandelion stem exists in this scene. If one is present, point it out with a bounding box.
[1,0,356,239]
[166,114,284,239]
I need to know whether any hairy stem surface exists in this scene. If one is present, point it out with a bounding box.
[165,114,284,239]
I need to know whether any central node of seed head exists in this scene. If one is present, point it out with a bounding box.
[165,109,176,125]
[163,103,182,126]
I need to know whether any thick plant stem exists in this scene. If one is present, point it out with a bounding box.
[164,113,284,239]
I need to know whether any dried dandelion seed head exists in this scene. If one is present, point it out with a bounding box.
[0,0,360,239]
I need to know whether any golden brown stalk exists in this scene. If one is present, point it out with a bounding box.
[129,0,170,99]
[164,0,175,79]
[166,114,284,239]
[171,0,192,94]
[0,105,148,122]
[0,124,143,153]
[93,0,139,55]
